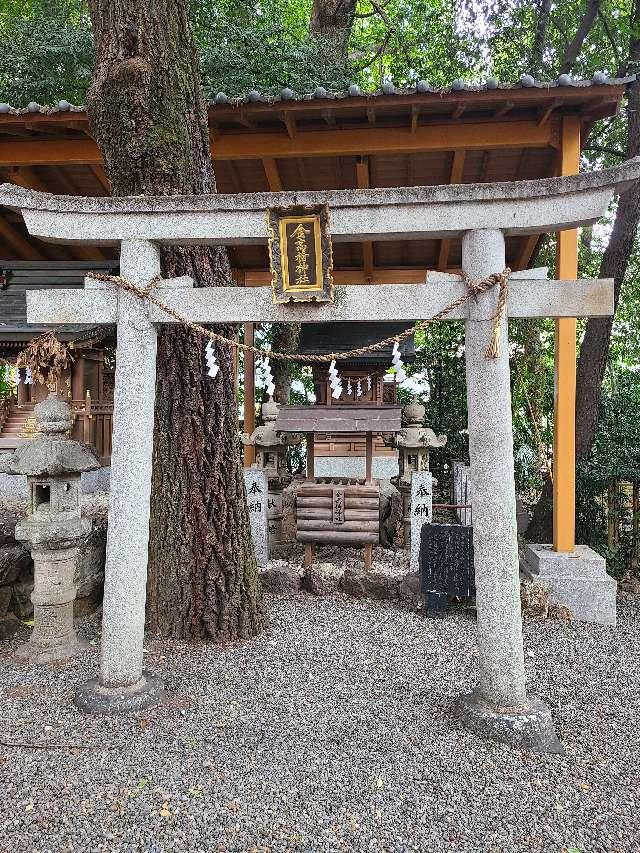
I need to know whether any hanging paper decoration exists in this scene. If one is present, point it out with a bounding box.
[204,339,219,378]
[367,375,372,394]
[13,365,21,386]
[24,367,33,385]
[263,357,275,399]
[328,359,343,400]
[391,341,407,384]
[346,379,352,397]
[356,379,363,398]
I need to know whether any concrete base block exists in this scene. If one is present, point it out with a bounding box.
[15,633,89,665]
[525,543,616,626]
[456,689,564,754]
[74,670,164,715]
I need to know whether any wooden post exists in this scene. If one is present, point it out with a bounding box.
[365,431,373,482]
[553,115,580,552]
[71,354,85,401]
[243,321,256,467]
[83,390,92,444]
[306,431,315,480]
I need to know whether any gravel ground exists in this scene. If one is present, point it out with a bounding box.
[1,592,639,853]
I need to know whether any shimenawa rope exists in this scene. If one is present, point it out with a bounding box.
[85,268,512,362]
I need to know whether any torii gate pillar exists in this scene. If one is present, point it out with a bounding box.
[457,229,561,752]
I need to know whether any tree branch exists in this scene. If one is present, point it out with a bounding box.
[559,0,602,75]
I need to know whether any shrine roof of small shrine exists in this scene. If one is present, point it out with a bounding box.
[298,322,415,366]
[0,75,631,276]
[274,404,402,434]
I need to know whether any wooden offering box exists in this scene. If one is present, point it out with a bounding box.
[296,479,380,545]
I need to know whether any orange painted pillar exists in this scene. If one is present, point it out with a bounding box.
[243,322,256,467]
[553,116,580,552]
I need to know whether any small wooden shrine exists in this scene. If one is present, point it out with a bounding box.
[275,404,402,569]
[297,322,414,475]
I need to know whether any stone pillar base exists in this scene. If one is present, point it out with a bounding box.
[15,632,89,665]
[456,689,564,754]
[74,671,164,715]
[524,543,616,626]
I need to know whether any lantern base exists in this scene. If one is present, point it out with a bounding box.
[74,670,164,715]
[15,632,89,665]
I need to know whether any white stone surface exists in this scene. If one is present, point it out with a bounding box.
[27,278,614,328]
[244,469,269,567]
[525,543,617,626]
[463,229,527,709]
[314,456,399,480]
[410,472,433,573]
[99,239,160,689]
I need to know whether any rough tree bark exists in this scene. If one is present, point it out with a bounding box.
[310,0,358,64]
[86,0,263,640]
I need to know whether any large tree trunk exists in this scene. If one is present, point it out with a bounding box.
[86,0,263,640]
[310,0,357,64]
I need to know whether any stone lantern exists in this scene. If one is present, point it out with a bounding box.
[242,399,300,544]
[0,394,100,663]
[390,400,447,547]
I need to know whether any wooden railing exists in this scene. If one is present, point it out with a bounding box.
[72,393,113,465]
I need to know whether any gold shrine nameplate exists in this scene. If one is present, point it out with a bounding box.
[267,205,334,304]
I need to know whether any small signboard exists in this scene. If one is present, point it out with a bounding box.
[267,205,334,304]
[332,487,345,524]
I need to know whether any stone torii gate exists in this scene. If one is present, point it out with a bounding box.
[2,157,637,752]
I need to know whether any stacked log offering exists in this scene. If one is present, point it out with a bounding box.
[296,478,380,569]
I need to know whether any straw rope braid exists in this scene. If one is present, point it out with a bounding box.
[86,268,511,362]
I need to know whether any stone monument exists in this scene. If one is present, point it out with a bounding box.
[0,394,100,663]
[390,400,446,547]
[243,468,269,567]
[241,399,300,546]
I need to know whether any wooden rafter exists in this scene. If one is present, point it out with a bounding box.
[410,105,420,134]
[90,164,111,194]
[4,165,48,192]
[437,149,466,271]
[0,217,46,260]
[238,268,464,286]
[281,112,296,139]
[355,156,374,282]
[262,158,283,191]
[515,234,541,270]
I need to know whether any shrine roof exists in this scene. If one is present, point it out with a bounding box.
[275,404,402,434]
[298,322,414,365]
[0,74,631,275]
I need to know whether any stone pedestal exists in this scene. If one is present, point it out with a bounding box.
[15,544,88,664]
[244,468,269,567]
[525,543,616,626]
[410,472,433,572]
[267,490,284,546]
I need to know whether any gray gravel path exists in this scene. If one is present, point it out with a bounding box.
[1,592,639,853]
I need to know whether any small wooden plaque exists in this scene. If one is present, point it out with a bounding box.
[267,204,334,304]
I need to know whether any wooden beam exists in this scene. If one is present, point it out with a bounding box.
[514,234,540,271]
[538,98,563,127]
[0,217,46,260]
[495,101,515,118]
[90,164,111,194]
[437,149,466,270]
[553,114,580,553]
[262,158,283,191]
[356,156,374,282]
[281,112,296,139]
[410,106,420,134]
[0,119,558,166]
[366,107,376,126]
[5,165,48,192]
